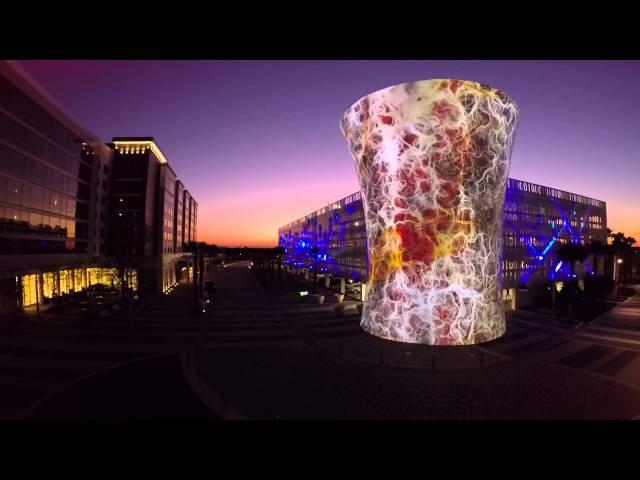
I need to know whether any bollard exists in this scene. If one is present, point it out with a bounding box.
[481,351,485,368]
[379,350,383,365]
[360,283,367,302]
[432,354,436,370]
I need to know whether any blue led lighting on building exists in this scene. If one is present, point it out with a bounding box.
[279,179,606,292]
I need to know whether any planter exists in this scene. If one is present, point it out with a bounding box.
[316,295,325,305]
[334,304,346,317]
[335,293,345,304]
[341,79,518,345]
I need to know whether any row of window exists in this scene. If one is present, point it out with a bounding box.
[0,113,91,180]
[0,75,87,155]
[0,147,88,200]
[0,237,87,255]
[0,177,80,218]
[0,204,82,237]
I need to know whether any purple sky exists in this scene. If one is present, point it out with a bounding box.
[18,60,640,246]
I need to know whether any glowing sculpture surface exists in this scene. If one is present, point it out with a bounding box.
[340,79,518,345]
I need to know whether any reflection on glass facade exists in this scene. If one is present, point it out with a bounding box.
[0,72,90,255]
[279,179,608,293]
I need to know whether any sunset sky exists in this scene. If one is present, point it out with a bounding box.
[19,60,640,247]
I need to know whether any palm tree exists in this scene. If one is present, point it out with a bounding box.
[609,230,636,289]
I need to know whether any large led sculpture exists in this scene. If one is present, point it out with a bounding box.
[340,79,518,345]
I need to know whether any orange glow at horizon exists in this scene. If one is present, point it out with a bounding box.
[196,187,640,248]
[195,180,359,248]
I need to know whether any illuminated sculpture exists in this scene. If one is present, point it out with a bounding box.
[340,80,518,345]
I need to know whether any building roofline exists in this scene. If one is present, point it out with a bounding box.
[278,177,608,232]
[508,177,606,205]
[112,137,170,166]
[1,60,102,144]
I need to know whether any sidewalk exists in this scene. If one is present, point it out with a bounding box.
[193,342,640,419]
[28,352,218,419]
[594,284,640,329]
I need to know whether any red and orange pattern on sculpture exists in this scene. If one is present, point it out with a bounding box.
[341,79,519,345]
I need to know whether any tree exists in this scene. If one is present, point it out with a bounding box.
[557,242,589,278]
[310,246,320,292]
[587,239,608,276]
[273,246,285,294]
[556,242,588,322]
[608,230,636,289]
[184,241,208,313]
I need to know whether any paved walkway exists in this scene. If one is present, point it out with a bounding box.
[5,265,640,419]
[197,342,640,419]
[594,284,640,329]
[28,353,217,420]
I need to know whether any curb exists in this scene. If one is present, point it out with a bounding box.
[180,350,247,420]
[22,350,179,420]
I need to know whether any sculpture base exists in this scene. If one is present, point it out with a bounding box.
[360,313,506,346]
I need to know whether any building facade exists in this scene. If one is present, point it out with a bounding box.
[0,62,199,314]
[278,178,607,308]
[0,60,117,314]
[108,137,197,294]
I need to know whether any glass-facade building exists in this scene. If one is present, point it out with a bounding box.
[0,62,199,314]
[278,179,607,309]
[0,61,112,313]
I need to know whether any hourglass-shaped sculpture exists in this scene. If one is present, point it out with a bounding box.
[340,79,519,345]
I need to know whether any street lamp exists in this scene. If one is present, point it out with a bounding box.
[613,257,623,299]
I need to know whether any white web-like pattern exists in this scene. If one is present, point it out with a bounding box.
[341,79,519,345]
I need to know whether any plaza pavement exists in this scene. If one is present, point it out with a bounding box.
[3,263,640,419]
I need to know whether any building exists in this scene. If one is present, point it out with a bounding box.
[182,189,197,245]
[0,60,117,314]
[278,178,607,309]
[0,62,199,315]
[108,137,197,294]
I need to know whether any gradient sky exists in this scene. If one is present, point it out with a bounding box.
[18,60,640,247]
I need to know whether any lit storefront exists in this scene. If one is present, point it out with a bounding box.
[18,266,137,309]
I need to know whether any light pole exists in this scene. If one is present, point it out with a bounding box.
[614,257,623,299]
